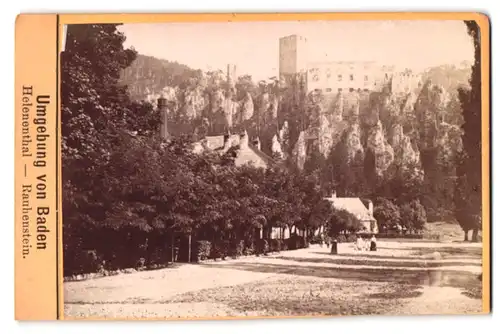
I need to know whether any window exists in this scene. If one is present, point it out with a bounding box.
[312,74,319,82]
[364,75,369,81]
[385,73,389,80]
[326,69,332,78]
[350,74,354,81]
[325,88,332,92]
[337,74,342,81]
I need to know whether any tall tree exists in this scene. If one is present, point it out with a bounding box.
[455,20,482,241]
[61,24,161,255]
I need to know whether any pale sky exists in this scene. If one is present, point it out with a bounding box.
[119,20,473,81]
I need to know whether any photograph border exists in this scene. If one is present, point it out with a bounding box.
[15,12,491,321]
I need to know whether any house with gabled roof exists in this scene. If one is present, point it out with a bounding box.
[324,192,378,234]
[193,130,277,169]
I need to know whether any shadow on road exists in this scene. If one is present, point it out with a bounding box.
[273,256,480,269]
[310,251,422,261]
[312,242,482,259]
[407,246,482,258]
[200,261,480,289]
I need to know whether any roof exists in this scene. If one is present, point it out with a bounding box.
[325,197,375,222]
[246,145,277,167]
[193,134,277,168]
[204,135,240,150]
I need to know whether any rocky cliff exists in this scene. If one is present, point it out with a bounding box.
[120,55,467,200]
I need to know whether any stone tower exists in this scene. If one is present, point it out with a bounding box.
[227,64,237,90]
[279,35,308,88]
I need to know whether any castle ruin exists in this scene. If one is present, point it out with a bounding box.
[278,34,422,95]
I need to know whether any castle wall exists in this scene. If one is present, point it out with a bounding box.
[306,61,398,94]
[391,71,422,94]
[278,34,422,96]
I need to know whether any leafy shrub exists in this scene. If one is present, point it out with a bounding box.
[327,208,364,236]
[309,235,323,244]
[195,240,212,262]
[210,242,227,260]
[287,235,301,250]
[336,235,347,243]
[68,249,102,275]
[269,239,283,253]
[334,234,357,243]
[281,240,289,251]
[263,239,270,254]
[220,240,230,259]
[287,234,310,249]
[346,234,357,243]
[400,200,427,232]
[148,248,168,266]
[256,239,269,255]
[228,239,244,258]
[374,198,401,232]
[136,257,146,269]
[244,240,255,256]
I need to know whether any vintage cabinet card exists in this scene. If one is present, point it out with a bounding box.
[14,12,490,320]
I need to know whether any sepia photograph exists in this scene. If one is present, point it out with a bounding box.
[60,18,486,319]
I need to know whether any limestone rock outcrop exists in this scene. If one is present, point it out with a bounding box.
[135,62,464,185]
[184,87,208,119]
[390,123,422,175]
[344,123,364,164]
[271,134,283,159]
[367,120,395,176]
[292,131,307,171]
[239,92,254,121]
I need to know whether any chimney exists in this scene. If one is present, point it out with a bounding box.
[367,200,374,216]
[239,130,249,150]
[252,137,261,150]
[158,96,169,139]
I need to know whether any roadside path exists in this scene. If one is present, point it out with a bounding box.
[64,241,483,319]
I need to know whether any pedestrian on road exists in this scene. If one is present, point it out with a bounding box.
[370,235,377,251]
[355,235,364,252]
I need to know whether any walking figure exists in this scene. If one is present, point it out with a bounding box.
[370,235,377,251]
[325,235,331,248]
[355,235,364,251]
